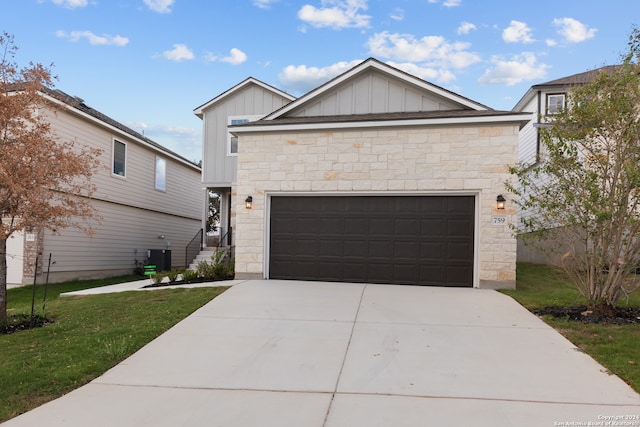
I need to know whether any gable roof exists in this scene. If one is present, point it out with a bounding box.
[512,65,622,111]
[263,58,490,121]
[41,88,200,169]
[193,77,296,118]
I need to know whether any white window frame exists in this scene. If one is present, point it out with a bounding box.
[227,115,263,156]
[155,156,167,191]
[546,93,566,115]
[112,139,127,178]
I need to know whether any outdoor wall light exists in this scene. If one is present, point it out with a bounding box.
[496,195,506,210]
[245,196,253,209]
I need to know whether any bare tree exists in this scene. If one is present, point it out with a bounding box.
[508,28,640,313]
[0,33,101,322]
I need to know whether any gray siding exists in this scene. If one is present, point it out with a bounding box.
[37,104,202,279]
[43,199,200,274]
[288,70,461,118]
[201,84,292,186]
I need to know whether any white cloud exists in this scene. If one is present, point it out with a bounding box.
[502,20,534,44]
[546,39,557,47]
[221,48,248,65]
[386,61,456,83]
[366,31,480,69]
[389,8,404,21]
[56,30,129,46]
[278,59,362,93]
[457,21,476,35]
[162,44,194,61]
[553,17,597,43]
[428,0,461,7]
[131,122,202,162]
[478,52,549,86]
[298,0,371,29]
[143,0,174,14]
[52,0,88,8]
[253,0,279,9]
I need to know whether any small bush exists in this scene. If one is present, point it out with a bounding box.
[166,269,183,283]
[196,250,234,280]
[182,269,198,281]
[152,273,165,284]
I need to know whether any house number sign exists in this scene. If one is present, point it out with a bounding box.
[491,216,507,226]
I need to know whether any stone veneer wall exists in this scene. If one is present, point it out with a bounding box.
[234,124,519,289]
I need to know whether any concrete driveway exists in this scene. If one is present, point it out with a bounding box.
[3,280,640,426]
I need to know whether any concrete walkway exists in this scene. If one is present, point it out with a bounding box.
[3,280,640,426]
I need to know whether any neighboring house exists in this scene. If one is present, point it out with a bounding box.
[512,65,619,167]
[196,58,530,289]
[6,89,202,284]
[511,65,619,264]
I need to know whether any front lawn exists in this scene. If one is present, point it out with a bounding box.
[502,263,640,393]
[0,277,227,423]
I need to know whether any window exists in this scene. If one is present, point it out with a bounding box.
[227,115,262,156]
[113,139,126,177]
[155,157,166,191]
[546,93,565,115]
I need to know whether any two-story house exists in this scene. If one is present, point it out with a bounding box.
[195,58,530,289]
[512,65,619,264]
[6,89,202,284]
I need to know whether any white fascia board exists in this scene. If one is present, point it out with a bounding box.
[263,60,489,120]
[230,113,533,134]
[193,77,295,118]
[43,93,201,171]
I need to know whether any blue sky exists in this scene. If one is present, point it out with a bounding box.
[3,0,638,162]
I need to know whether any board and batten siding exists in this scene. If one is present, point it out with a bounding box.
[288,70,461,117]
[201,84,293,186]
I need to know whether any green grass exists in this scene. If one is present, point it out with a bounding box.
[503,263,640,393]
[0,277,227,423]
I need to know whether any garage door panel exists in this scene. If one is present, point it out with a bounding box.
[269,196,474,287]
[295,218,319,233]
[369,240,392,258]
[344,241,367,257]
[319,240,342,256]
[296,239,318,256]
[421,219,445,236]
[447,242,473,260]
[447,219,473,236]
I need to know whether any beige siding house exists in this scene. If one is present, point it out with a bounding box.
[197,58,530,289]
[7,90,202,284]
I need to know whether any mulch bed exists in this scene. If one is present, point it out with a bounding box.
[0,315,53,336]
[141,276,234,289]
[534,306,640,324]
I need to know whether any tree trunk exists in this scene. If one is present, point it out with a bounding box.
[0,237,7,323]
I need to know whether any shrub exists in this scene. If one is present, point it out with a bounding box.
[166,269,183,283]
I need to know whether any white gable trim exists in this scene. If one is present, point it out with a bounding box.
[230,113,532,134]
[263,59,489,121]
[193,77,295,117]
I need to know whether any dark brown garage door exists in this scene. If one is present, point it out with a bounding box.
[269,196,474,287]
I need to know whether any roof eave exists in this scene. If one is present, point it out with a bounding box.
[193,77,295,118]
[230,113,533,134]
[42,92,201,171]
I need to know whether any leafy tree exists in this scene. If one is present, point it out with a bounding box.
[507,28,640,312]
[0,33,101,322]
